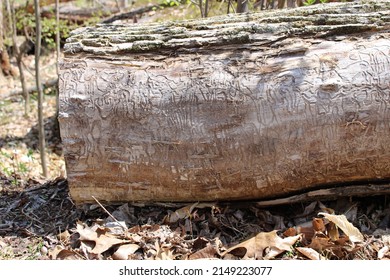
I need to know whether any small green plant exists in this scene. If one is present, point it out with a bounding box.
[161,0,182,7]
[283,250,295,258]
[0,150,19,186]
[0,247,15,260]
[18,162,29,174]
[304,0,329,5]
[27,148,34,160]
[1,166,13,178]
[15,7,75,50]
[26,239,45,260]
[0,148,33,186]
[303,0,317,5]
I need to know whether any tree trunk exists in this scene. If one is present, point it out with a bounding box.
[55,0,60,134]
[1,0,15,77]
[0,0,4,76]
[11,2,29,115]
[59,0,390,204]
[236,0,249,13]
[34,0,48,178]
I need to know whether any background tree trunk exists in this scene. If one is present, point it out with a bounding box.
[237,0,249,13]
[34,0,48,178]
[55,0,60,131]
[59,0,390,204]
[1,0,15,77]
[10,1,29,115]
[0,0,4,76]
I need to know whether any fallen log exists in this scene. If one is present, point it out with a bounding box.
[41,2,116,24]
[1,78,58,100]
[100,4,164,24]
[59,0,390,204]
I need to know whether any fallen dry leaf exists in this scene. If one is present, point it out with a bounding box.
[0,240,7,248]
[49,245,81,260]
[57,230,71,243]
[189,243,217,260]
[319,212,364,243]
[308,237,333,252]
[327,221,340,241]
[76,223,126,255]
[56,249,81,260]
[378,246,389,260]
[334,236,350,246]
[48,245,64,259]
[296,247,323,260]
[155,241,175,260]
[283,227,297,237]
[192,237,209,250]
[296,226,315,242]
[312,218,326,232]
[164,202,199,223]
[222,230,301,259]
[113,243,140,260]
[303,201,318,216]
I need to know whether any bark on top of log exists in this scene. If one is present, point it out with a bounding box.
[63,0,390,57]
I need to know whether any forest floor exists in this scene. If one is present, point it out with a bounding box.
[1,1,390,261]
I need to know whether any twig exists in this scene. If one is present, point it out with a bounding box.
[91,196,127,231]
[21,208,46,225]
[256,184,390,207]
[101,4,163,24]
[24,181,51,193]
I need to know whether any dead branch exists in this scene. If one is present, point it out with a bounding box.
[101,4,164,24]
[256,184,390,207]
[1,78,58,100]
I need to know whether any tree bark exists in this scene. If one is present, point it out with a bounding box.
[55,0,60,132]
[59,0,390,204]
[11,1,29,115]
[236,0,249,13]
[1,0,4,76]
[34,0,48,178]
[1,0,15,77]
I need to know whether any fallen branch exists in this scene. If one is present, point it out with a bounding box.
[101,4,164,24]
[1,78,58,100]
[256,184,390,207]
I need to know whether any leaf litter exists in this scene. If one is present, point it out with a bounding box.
[2,175,390,260]
[318,212,364,243]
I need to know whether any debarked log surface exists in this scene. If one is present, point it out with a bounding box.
[59,0,390,204]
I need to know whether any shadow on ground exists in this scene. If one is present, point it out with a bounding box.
[0,115,63,156]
